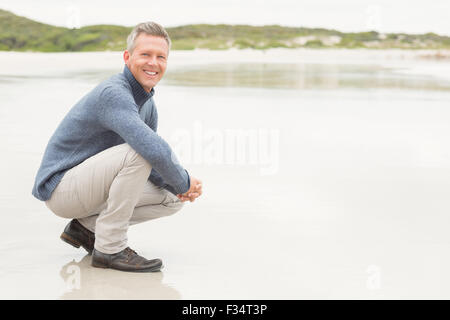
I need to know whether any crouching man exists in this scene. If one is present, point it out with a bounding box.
[32,22,202,272]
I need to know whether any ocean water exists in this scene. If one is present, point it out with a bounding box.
[1,49,450,299]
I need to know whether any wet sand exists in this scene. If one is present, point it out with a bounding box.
[1,49,450,299]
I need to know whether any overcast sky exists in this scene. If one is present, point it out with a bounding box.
[2,0,450,35]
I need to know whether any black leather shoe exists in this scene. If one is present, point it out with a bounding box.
[60,219,95,255]
[91,247,163,272]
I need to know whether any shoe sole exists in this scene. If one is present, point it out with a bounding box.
[60,232,93,255]
[91,260,163,273]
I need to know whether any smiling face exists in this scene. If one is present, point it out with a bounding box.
[123,34,169,92]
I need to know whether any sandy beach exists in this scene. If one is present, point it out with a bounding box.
[1,48,450,299]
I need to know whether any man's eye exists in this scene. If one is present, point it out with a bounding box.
[158,56,166,59]
[142,53,149,56]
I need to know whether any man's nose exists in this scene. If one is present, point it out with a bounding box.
[146,57,157,65]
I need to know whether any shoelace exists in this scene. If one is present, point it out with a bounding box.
[125,247,137,256]
[123,247,138,263]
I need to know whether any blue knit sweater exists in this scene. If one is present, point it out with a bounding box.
[32,65,190,201]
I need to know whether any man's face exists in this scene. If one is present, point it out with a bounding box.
[123,34,169,92]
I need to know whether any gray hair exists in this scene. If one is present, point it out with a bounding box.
[126,22,171,54]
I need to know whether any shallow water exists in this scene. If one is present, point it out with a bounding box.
[164,62,450,91]
[1,50,450,299]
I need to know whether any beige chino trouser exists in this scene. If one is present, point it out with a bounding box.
[45,143,184,254]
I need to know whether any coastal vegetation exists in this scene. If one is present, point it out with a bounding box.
[1,9,450,52]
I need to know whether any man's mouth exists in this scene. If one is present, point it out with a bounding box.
[144,70,158,77]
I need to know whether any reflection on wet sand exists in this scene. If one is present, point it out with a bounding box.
[164,63,450,91]
[59,255,181,300]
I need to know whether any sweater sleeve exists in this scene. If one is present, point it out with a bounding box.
[148,98,158,132]
[148,168,191,195]
[145,98,188,195]
[97,86,190,195]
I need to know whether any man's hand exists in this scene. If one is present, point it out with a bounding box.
[177,177,202,202]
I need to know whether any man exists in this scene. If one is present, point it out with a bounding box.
[32,22,202,273]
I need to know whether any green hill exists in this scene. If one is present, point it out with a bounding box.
[1,9,450,51]
[0,9,130,51]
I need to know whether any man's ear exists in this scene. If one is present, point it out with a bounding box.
[123,50,130,65]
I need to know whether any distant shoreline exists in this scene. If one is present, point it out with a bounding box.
[2,48,450,61]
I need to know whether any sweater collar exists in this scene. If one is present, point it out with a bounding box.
[123,65,154,106]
